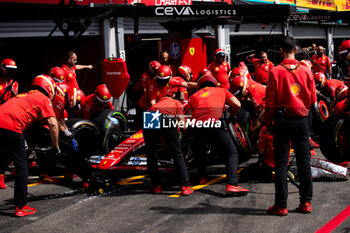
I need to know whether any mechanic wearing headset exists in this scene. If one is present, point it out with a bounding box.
[208,49,231,89]
[0,75,59,217]
[0,59,19,189]
[144,96,193,196]
[188,75,250,195]
[159,50,177,75]
[264,36,316,216]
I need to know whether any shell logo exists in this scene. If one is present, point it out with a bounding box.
[0,86,3,90]
[69,73,72,77]
[215,67,219,71]
[290,83,301,95]
[131,133,143,139]
[200,92,210,98]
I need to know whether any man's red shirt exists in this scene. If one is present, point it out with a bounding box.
[148,97,184,117]
[138,78,184,110]
[311,54,331,74]
[251,58,274,84]
[52,94,65,119]
[264,59,317,127]
[248,82,266,112]
[208,61,230,89]
[135,71,152,94]
[61,64,79,90]
[189,87,234,121]
[0,90,55,133]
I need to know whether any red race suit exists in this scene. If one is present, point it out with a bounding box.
[189,87,235,121]
[0,90,55,133]
[61,64,79,90]
[76,94,115,120]
[264,59,317,127]
[139,78,184,110]
[208,61,230,89]
[311,54,331,74]
[148,97,184,117]
[321,79,344,99]
[0,78,18,105]
[251,58,274,84]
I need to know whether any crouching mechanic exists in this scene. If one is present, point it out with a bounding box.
[188,75,250,195]
[0,74,59,217]
[76,84,114,121]
[144,97,193,195]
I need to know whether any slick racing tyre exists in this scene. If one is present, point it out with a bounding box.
[311,99,330,137]
[92,110,128,154]
[320,115,350,164]
[66,118,99,159]
[228,121,252,164]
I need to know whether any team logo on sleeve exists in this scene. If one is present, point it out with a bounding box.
[290,83,301,95]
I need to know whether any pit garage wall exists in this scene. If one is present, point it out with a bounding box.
[0,19,102,95]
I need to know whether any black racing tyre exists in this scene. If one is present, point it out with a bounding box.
[92,110,128,154]
[320,115,350,164]
[66,118,99,159]
[311,99,330,137]
[228,121,252,164]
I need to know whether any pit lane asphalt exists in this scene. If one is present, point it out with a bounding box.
[0,148,349,233]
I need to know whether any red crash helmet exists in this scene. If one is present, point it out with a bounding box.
[197,75,218,89]
[300,60,313,71]
[31,74,56,100]
[49,67,66,83]
[177,65,193,82]
[148,60,161,74]
[56,83,69,97]
[1,58,17,69]
[335,84,348,101]
[338,40,350,61]
[198,68,212,79]
[1,58,17,76]
[214,49,226,60]
[314,72,327,89]
[155,65,172,86]
[229,67,249,82]
[95,84,112,104]
[67,88,85,109]
[230,75,249,97]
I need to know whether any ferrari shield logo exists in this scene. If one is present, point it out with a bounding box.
[189,47,195,56]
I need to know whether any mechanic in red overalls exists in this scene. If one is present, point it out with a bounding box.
[61,51,93,90]
[134,61,161,95]
[332,84,349,115]
[311,46,332,77]
[170,65,193,102]
[188,75,250,195]
[144,96,193,195]
[208,49,230,89]
[65,87,86,118]
[265,36,316,216]
[0,59,19,189]
[0,74,59,217]
[314,72,344,104]
[246,51,274,85]
[76,84,114,121]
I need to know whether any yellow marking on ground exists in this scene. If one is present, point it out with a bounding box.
[169,174,227,198]
[117,175,147,186]
[27,176,65,187]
